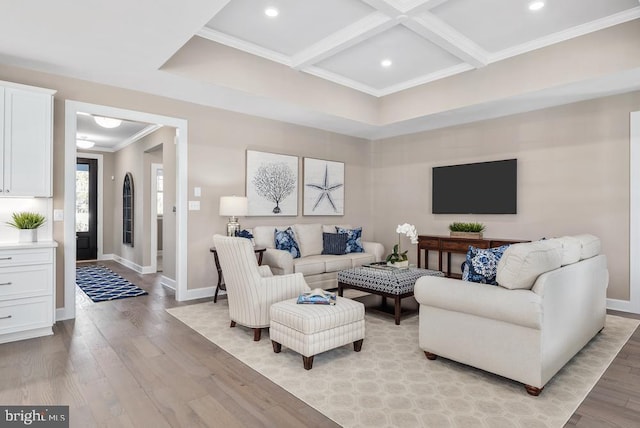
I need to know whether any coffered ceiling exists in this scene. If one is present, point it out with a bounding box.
[199,0,640,96]
[0,0,638,139]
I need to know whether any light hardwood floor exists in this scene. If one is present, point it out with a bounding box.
[0,261,638,427]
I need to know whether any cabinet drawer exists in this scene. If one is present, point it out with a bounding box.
[0,248,52,267]
[0,296,53,335]
[441,239,488,252]
[419,238,440,250]
[0,265,52,300]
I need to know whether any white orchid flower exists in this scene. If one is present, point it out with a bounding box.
[396,223,419,244]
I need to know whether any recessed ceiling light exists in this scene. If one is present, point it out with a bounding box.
[381,59,393,68]
[94,116,122,128]
[76,139,95,149]
[265,7,279,17]
[528,1,545,11]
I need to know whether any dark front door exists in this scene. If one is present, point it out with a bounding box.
[76,158,98,260]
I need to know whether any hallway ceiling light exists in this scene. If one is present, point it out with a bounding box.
[264,7,279,17]
[94,116,122,128]
[528,1,545,11]
[381,59,393,68]
[76,139,95,149]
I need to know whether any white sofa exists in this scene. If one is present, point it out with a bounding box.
[414,235,608,396]
[252,224,384,290]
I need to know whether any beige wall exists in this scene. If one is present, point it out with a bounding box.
[372,90,640,300]
[0,64,372,308]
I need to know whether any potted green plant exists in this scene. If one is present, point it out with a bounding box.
[449,222,485,239]
[6,211,46,243]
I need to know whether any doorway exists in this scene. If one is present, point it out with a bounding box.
[76,158,98,261]
[62,101,188,321]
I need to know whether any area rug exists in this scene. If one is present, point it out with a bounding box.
[76,265,148,302]
[167,301,638,428]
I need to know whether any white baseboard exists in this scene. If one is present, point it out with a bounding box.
[56,306,75,321]
[607,297,640,314]
[183,286,216,301]
[100,253,115,261]
[161,275,176,290]
[112,254,155,274]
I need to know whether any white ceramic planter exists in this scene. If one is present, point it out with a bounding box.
[387,260,409,268]
[18,229,37,243]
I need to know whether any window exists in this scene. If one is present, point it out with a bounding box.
[123,172,134,246]
[156,169,163,216]
[76,163,89,232]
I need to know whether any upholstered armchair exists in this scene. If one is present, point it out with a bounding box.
[212,235,310,341]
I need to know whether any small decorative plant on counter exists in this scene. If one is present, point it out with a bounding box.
[449,222,485,239]
[6,211,46,243]
[386,223,419,267]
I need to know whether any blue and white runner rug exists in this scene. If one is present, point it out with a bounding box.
[76,265,148,302]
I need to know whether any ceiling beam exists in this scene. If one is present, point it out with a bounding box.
[404,12,489,68]
[291,12,397,69]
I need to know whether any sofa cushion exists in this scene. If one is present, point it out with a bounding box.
[324,256,353,273]
[462,245,510,285]
[275,227,301,259]
[496,240,563,290]
[322,233,347,255]
[336,227,364,253]
[293,224,323,257]
[549,236,581,266]
[572,234,601,260]
[293,256,327,276]
[322,224,352,234]
[253,225,282,249]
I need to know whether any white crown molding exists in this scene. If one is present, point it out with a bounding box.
[406,12,489,68]
[291,12,395,69]
[377,62,474,96]
[304,66,382,96]
[197,27,291,67]
[489,6,640,63]
[112,124,163,152]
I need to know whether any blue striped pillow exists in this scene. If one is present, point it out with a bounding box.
[322,233,347,255]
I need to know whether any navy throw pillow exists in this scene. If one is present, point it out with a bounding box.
[462,245,510,285]
[275,227,301,258]
[322,233,348,255]
[336,227,364,253]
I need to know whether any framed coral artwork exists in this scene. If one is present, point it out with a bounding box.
[303,157,344,216]
[246,150,298,216]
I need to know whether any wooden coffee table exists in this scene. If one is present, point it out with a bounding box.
[337,265,444,325]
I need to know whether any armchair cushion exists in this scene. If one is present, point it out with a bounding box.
[275,227,301,259]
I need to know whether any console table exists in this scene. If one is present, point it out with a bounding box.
[417,235,527,278]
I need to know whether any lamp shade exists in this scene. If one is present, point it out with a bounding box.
[219,196,248,216]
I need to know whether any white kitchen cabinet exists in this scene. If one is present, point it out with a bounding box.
[0,243,57,344]
[0,81,56,197]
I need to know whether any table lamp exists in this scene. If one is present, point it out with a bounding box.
[219,196,248,236]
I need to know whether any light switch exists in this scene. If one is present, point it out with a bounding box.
[194,187,201,197]
[188,201,200,211]
[53,209,64,221]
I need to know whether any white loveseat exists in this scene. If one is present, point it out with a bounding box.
[252,224,384,290]
[414,234,607,396]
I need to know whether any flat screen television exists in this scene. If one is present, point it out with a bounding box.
[432,159,517,214]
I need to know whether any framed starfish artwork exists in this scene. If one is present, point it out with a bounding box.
[303,158,344,216]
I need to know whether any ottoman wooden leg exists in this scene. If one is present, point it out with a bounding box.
[394,295,401,325]
[230,321,236,328]
[353,339,363,352]
[424,351,438,360]
[525,385,543,396]
[303,356,314,370]
[253,328,262,341]
[272,340,282,353]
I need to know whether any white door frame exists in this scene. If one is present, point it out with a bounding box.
[150,163,163,273]
[60,101,189,320]
[76,152,104,261]
[612,110,640,314]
